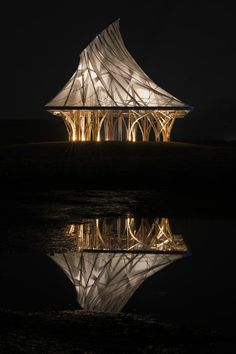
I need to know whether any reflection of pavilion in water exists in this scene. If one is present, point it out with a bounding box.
[66,217,187,252]
[50,217,188,312]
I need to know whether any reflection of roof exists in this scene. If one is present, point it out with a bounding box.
[50,251,185,312]
[46,19,191,110]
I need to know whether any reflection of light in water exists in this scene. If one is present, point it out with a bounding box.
[50,217,188,313]
[50,252,185,313]
[65,217,187,252]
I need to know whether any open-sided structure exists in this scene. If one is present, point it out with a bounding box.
[46,20,192,142]
[50,217,188,312]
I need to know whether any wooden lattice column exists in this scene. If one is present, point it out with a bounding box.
[92,110,100,141]
[160,111,177,142]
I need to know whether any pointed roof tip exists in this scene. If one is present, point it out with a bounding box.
[114,18,121,28]
[101,18,120,33]
[110,18,120,25]
[46,18,192,110]
[93,18,121,42]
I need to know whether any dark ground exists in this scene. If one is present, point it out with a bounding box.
[0,309,231,354]
[0,120,236,353]
[1,138,236,225]
[1,140,236,193]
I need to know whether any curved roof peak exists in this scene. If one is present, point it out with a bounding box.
[46,20,188,109]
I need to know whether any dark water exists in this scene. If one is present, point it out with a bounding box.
[0,191,235,335]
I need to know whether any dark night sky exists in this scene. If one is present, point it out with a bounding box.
[2,0,236,140]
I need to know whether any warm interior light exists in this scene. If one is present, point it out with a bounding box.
[46,19,191,142]
[50,216,188,312]
[66,217,187,252]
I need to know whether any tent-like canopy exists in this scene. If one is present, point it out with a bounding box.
[46,20,192,141]
[46,19,190,110]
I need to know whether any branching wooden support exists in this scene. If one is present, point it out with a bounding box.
[46,20,192,139]
[51,109,186,142]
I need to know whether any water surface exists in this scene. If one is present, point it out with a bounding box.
[0,191,235,335]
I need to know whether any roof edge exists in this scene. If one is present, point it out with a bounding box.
[82,18,120,53]
[46,106,194,111]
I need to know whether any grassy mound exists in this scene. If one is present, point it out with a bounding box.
[1,141,236,191]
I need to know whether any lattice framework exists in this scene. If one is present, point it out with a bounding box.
[46,20,192,141]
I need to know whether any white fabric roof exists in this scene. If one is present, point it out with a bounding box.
[46,19,189,109]
[50,251,184,312]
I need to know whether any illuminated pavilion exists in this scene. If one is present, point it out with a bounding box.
[50,217,188,312]
[46,20,192,142]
